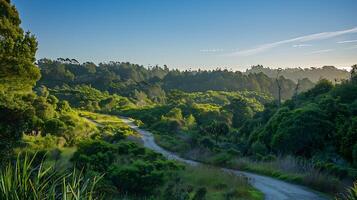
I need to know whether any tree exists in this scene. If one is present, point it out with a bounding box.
[340,117,357,163]
[251,141,268,156]
[0,0,40,160]
[193,187,207,200]
[133,89,149,106]
[0,105,31,161]
[303,79,333,98]
[0,0,40,91]
[44,118,67,136]
[276,68,282,107]
[167,107,183,121]
[185,114,196,129]
[271,105,333,157]
[33,97,55,120]
[227,98,254,128]
[294,79,300,97]
[205,121,229,144]
[351,64,357,83]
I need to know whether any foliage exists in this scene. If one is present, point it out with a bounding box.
[50,85,135,111]
[36,58,317,102]
[124,71,357,196]
[204,121,229,144]
[0,0,40,92]
[178,166,263,200]
[336,181,357,200]
[247,65,349,83]
[243,78,357,168]
[0,153,102,200]
[228,156,342,194]
[71,139,183,197]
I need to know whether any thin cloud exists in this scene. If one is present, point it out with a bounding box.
[229,26,357,56]
[292,44,312,48]
[337,39,357,44]
[310,49,333,54]
[346,45,357,49]
[200,49,224,53]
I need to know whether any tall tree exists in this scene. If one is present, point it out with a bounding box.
[0,0,40,92]
[351,64,357,83]
[0,0,40,161]
[276,68,282,107]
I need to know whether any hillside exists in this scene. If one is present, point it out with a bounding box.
[37,58,316,101]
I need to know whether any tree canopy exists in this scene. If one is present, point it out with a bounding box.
[0,0,40,92]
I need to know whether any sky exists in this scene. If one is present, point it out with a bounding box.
[13,0,357,70]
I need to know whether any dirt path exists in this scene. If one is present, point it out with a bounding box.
[120,117,328,200]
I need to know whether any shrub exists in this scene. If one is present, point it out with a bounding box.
[109,160,165,195]
[72,140,183,197]
[199,137,215,149]
[251,141,267,156]
[192,187,207,200]
[210,153,232,165]
[44,118,67,136]
[162,178,190,200]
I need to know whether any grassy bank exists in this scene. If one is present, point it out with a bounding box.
[178,165,263,200]
[153,133,345,197]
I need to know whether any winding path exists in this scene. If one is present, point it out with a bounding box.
[120,117,328,200]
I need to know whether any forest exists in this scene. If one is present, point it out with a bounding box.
[1,0,357,200]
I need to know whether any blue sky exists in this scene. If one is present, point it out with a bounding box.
[13,0,357,70]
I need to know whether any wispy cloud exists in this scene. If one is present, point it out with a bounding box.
[200,49,224,53]
[337,39,357,44]
[292,44,312,48]
[310,49,333,54]
[346,45,357,49]
[229,26,357,56]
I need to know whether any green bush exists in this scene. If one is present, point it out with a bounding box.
[72,140,183,197]
[210,153,232,165]
[44,118,67,136]
[72,140,117,172]
[109,160,165,195]
[199,137,215,149]
[192,187,207,200]
[251,141,267,156]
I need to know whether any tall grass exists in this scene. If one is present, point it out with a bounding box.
[0,153,103,200]
[228,156,343,194]
[180,165,263,200]
[336,181,357,200]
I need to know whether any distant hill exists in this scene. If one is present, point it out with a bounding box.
[246,65,350,83]
[37,58,315,101]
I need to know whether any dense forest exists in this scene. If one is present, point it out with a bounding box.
[37,58,315,102]
[246,65,350,83]
[1,0,357,199]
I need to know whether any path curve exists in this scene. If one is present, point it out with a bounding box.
[120,117,328,200]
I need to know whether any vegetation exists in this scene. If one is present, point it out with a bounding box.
[175,166,263,200]
[1,0,357,199]
[0,153,103,200]
[246,65,350,83]
[338,181,357,200]
[36,58,317,101]
[115,68,357,196]
[0,0,40,92]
